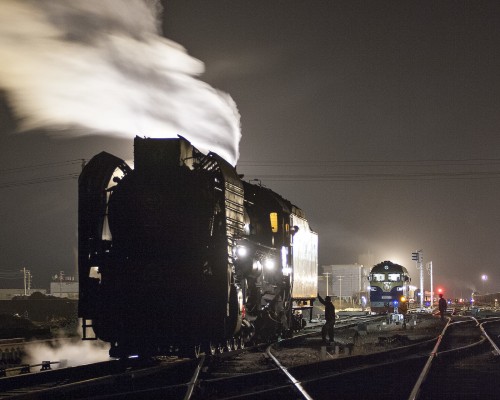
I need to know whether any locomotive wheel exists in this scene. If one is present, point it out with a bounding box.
[226,339,233,352]
[194,344,202,359]
[179,344,202,359]
[208,342,217,355]
[238,337,245,349]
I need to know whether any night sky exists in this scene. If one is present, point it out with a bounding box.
[1,1,500,299]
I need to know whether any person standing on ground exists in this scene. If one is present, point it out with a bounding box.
[317,293,336,344]
[438,293,447,321]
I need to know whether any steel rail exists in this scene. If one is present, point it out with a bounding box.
[479,320,500,356]
[407,317,451,400]
[265,345,313,400]
[184,355,205,400]
[0,359,187,399]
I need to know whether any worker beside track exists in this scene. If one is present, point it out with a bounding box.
[438,293,447,321]
[317,293,336,344]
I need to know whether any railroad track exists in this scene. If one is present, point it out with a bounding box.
[3,314,497,399]
[0,357,196,399]
[191,315,499,399]
[415,316,500,399]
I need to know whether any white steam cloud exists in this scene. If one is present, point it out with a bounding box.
[22,338,110,367]
[0,0,241,165]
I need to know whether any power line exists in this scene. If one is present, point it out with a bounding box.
[240,171,500,182]
[0,173,79,189]
[237,158,500,168]
[0,159,84,175]
[0,158,84,189]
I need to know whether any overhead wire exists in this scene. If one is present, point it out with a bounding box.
[0,159,84,175]
[0,159,83,189]
[238,157,500,167]
[239,158,500,182]
[2,157,500,187]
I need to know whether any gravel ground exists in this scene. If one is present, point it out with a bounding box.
[272,314,444,367]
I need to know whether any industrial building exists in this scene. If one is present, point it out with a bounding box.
[319,264,370,309]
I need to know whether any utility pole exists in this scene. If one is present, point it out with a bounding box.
[22,267,27,296]
[337,275,344,309]
[426,261,433,307]
[322,273,331,296]
[59,270,64,298]
[412,250,423,309]
[19,267,32,296]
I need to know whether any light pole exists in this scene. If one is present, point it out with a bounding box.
[337,275,344,309]
[481,274,488,294]
[426,262,433,307]
[322,273,331,296]
[412,250,423,309]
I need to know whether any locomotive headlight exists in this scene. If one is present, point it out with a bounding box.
[264,259,275,270]
[236,246,248,257]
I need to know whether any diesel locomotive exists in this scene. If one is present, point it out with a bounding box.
[368,261,410,314]
[78,136,318,357]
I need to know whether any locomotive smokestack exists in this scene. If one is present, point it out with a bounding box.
[133,136,194,173]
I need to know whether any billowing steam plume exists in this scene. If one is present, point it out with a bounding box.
[0,0,241,165]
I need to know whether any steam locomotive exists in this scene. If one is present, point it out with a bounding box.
[78,136,318,357]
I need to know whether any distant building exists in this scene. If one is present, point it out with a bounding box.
[50,273,78,299]
[320,264,370,307]
[0,288,47,300]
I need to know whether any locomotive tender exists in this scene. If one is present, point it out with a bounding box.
[368,261,410,314]
[78,136,318,357]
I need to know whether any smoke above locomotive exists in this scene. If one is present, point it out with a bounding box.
[79,136,318,357]
[0,0,241,166]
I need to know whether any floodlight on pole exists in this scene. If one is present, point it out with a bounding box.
[481,274,488,294]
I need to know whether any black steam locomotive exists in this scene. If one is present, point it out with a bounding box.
[78,137,318,357]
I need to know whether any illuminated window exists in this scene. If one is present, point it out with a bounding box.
[388,273,400,282]
[270,212,278,233]
[373,273,385,282]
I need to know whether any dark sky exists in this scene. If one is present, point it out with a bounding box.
[1,1,500,298]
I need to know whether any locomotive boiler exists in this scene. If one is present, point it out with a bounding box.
[78,136,318,357]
